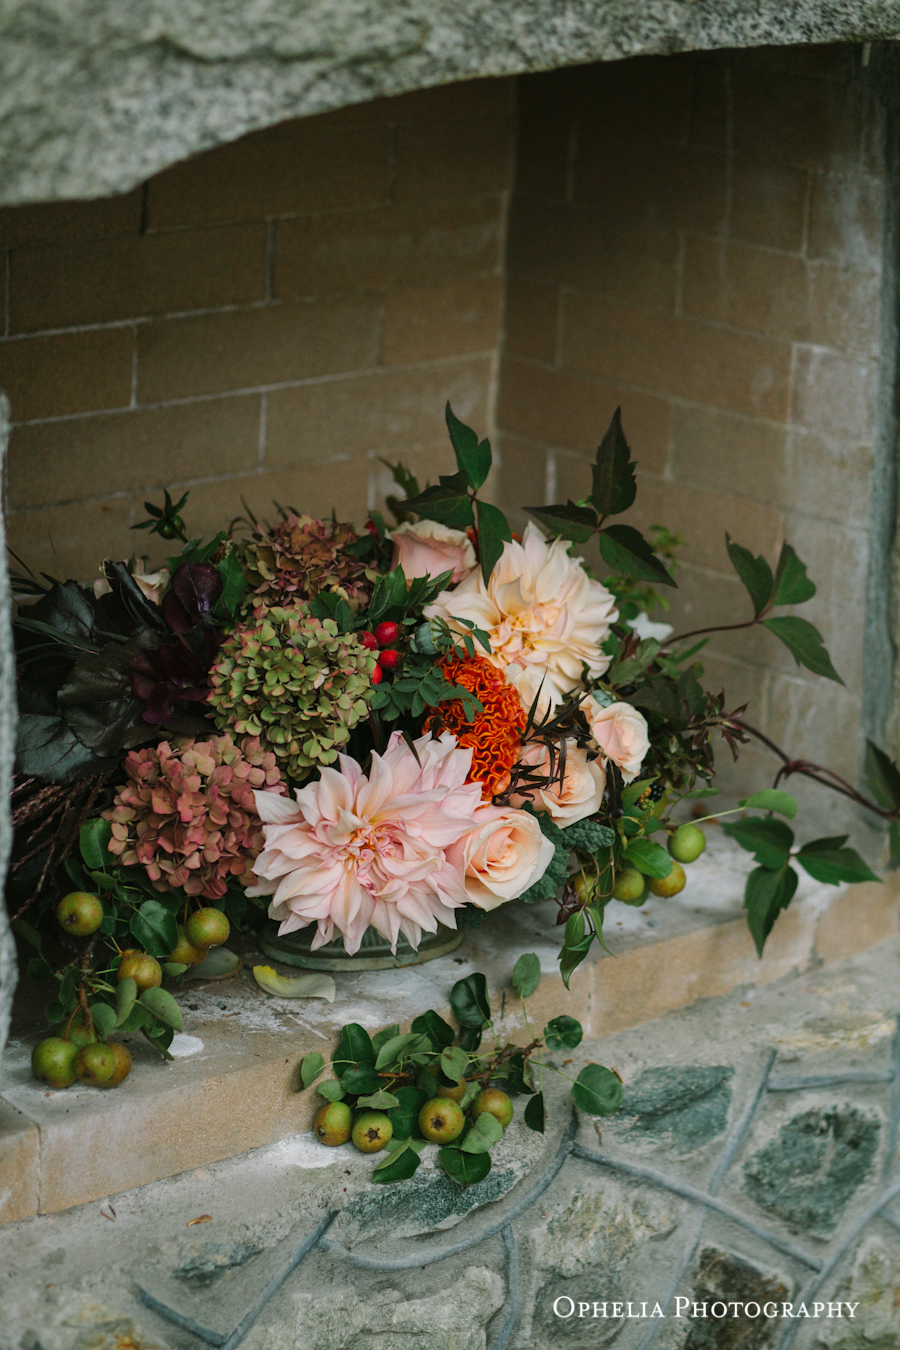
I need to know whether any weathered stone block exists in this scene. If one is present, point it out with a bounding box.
[743,1105,881,1234]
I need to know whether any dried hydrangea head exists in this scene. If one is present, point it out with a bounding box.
[104,734,286,899]
[239,514,373,610]
[207,603,377,781]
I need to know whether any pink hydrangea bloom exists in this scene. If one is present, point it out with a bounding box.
[105,735,286,899]
[249,731,487,954]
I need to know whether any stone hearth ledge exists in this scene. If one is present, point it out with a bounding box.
[1,0,899,205]
[1,834,898,1224]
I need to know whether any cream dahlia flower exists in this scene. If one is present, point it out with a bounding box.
[248,731,535,954]
[425,522,618,707]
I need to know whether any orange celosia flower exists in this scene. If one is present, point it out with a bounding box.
[425,655,526,798]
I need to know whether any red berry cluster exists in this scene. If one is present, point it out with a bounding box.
[361,621,402,685]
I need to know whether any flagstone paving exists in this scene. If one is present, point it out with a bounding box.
[1,934,898,1350]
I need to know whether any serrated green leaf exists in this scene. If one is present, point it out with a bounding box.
[762,615,843,683]
[890,821,900,870]
[445,402,492,490]
[476,499,512,584]
[744,864,798,956]
[440,1146,492,1186]
[623,838,672,879]
[316,1079,346,1102]
[524,1090,546,1133]
[461,1111,503,1153]
[771,542,816,607]
[524,501,597,544]
[544,1015,583,1051]
[512,952,541,1000]
[138,985,183,1032]
[162,962,189,977]
[795,841,880,886]
[722,817,794,869]
[400,476,474,530]
[572,1063,623,1116]
[726,534,773,616]
[130,899,178,959]
[738,789,797,819]
[598,525,676,586]
[590,407,637,517]
[300,1052,325,1089]
[864,740,900,811]
[450,972,491,1028]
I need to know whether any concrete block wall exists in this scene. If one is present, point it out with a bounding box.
[498,45,885,836]
[0,78,514,581]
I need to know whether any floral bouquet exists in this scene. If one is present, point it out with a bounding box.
[9,405,892,1096]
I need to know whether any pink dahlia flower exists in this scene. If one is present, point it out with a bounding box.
[105,734,285,899]
[249,730,551,954]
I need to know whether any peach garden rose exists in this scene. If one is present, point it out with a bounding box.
[390,519,476,585]
[582,697,650,783]
[448,804,555,912]
[510,739,606,826]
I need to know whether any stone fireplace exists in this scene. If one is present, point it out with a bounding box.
[1,0,899,1139]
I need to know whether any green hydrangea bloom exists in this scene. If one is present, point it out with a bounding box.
[208,604,376,781]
